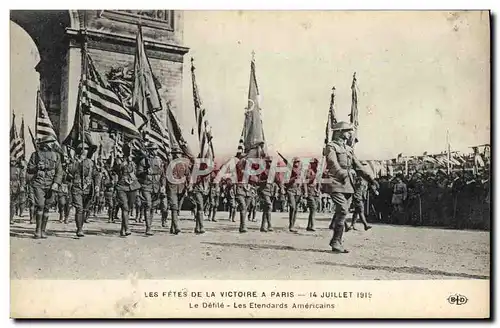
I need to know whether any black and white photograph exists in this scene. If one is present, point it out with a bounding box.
[8,9,490,318]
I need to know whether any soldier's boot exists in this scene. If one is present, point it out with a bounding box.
[33,213,42,239]
[211,208,217,222]
[194,210,204,234]
[288,209,297,233]
[29,207,35,224]
[260,212,268,232]
[10,206,15,224]
[331,224,349,253]
[58,210,64,223]
[267,212,273,231]
[260,212,267,232]
[145,211,154,236]
[306,210,315,231]
[107,208,113,223]
[19,204,25,217]
[170,210,181,234]
[230,209,236,222]
[75,212,85,237]
[120,211,131,237]
[252,209,257,222]
[161,211,168,228]
[328,214,336,230]
[41,214,49,239]
[239,211,247,233]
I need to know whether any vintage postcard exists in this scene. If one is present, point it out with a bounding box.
[9,10,490,318]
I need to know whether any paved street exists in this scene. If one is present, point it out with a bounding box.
[10,211,490,280]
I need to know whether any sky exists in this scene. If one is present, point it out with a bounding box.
[10,11,490,161]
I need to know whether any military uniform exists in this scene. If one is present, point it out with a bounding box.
[391,178,407,223]
[58,159,71,224]
[191,176,208,234]
[348,176,371,231]
[16,161,27,218]
[68,147,100,237]
[303,167,321,232]
[207,178,221,222]
[102,165,117,222]
[323,122,377,253]
[10,159,22,224]
[285,161,303,232]
[27,140,63,239]
[137,145,165,236]
[113,151,141,237]
[258,159,274,232]
[164,155,191,233]
[225,181,237,222]
[246,184,258,222]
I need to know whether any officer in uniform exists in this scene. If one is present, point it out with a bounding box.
[347,173,372,231]
[27,139,63,239]
[207,172,221,222]
[164,152,192,234]
[103,158,117,223]
[10,158,22,224]
[235,157,249,233]
[58,154,71,224]
[303,159,321,232]
[225,179,237,222]
[323,122,378,253]
[113,143,141,237]
[137,142,165,236]
[258,157,274,232]
[16,159,27,218]
[247,183,258,222]
[68,142,100,237]
[285,158,303,233]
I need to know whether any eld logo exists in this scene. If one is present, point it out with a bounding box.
[447,294,468,305]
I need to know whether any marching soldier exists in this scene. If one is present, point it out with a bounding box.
[323,122,378,253]
[27,139,63,239]
[258,157,274,232]
[67,142,100,237]
[16,159,27,218]
[303,159,321,232]
[225,179,237,222]
[347,173,372,231]
[137,142,165,236]
[10,158,22,224]
[247,183,258,222]
[207,172,221,222]
[391,175,407,224]
[235,157,250,233]
[113,143,141,237]
[57,154,71,224]
[102,158,117,223]
[163,152,192,234]
[285,158,303,233]
[190,161,209,234]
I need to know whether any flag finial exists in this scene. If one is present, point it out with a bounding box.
[251,50,255,61]
[191,57,195,72]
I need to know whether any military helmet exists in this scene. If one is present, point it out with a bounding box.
[331,121,354,132]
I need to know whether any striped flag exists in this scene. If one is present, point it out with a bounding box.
[133,25,162,117]
[324,86,337,146]
[84,53,141,137]
[191,58,215,160]
[165,103,195,159]
[36,90,58,143]
[10,113,23,161]
[144,112,170,161]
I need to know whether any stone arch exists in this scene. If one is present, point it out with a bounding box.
[10,10,82,141]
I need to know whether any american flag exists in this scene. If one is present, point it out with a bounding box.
[144,112,170,161]
[84,53,140,137]
[10,113,23,161]
[191,58,215,160]
[19,116,26,160]
[36,90,59,143]
[324,86,337,146]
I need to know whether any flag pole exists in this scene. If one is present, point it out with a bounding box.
[446,130,451,175]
